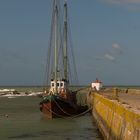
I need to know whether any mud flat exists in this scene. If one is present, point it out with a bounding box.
[90,88,140,140]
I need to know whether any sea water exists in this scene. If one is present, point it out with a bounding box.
[0,96,103,140]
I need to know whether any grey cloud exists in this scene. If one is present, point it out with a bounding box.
[111,43,123,55]
[104,53,115,61]
[96,43,123,62]
[112,43,121,49]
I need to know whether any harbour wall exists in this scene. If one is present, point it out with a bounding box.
[101,88,140,95]
[91,93,140,140]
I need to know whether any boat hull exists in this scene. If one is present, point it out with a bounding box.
[39,95,88,119]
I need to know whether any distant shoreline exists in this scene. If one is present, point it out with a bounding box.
[0,85,140,88]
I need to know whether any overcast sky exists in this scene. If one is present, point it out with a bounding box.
[0,0,140,86]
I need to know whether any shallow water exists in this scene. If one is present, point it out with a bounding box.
[0,97,103,140]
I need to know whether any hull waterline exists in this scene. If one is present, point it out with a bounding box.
[40,95,88,119]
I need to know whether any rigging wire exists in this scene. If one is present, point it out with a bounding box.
[43,0,56,88]
[61,1,79,86]
[43,0,63,88]
[43,0,79,87]
[67,13,79,85]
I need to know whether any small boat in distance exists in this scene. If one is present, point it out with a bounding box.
[39,0,88,119]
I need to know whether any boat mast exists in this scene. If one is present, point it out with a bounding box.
[63,0,68,83]
[54,0,59,93]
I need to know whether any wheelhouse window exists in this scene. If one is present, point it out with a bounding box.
[60,83,63,87]
[57,83,59,86]
[51,83,54,87]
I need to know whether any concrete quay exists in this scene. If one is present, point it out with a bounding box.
[90,88,140,140]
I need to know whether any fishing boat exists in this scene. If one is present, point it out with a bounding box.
[39,0,88,119]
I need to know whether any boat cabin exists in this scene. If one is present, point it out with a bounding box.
[49,80,67,94]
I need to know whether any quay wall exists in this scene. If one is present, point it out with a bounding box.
[91,93,140,140]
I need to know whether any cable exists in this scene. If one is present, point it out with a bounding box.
[53,97,73,116]
[42,96,91,119]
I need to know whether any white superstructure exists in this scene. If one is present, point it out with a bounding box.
[49,80,67,94]
[91,79,102,91]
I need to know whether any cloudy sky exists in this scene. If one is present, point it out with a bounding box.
[0,0,140,86]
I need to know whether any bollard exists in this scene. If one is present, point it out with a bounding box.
[113,88,119,101]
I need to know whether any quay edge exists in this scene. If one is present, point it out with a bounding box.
[90,92,140,140]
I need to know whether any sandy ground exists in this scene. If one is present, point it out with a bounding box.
[118,93,140,110]
[98,88,140,113]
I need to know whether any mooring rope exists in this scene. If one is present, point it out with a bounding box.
[70,107,92,119]
[43,97,92,119]
[43,103,70,119]
[53,96,92,118]
[53,97,73,116]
